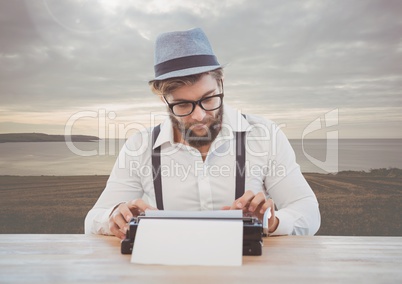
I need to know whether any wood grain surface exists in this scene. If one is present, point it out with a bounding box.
[0,234,401,283]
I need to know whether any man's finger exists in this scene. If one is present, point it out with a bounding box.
[129,199,157,213]
[109,221,126,240]
[118,203,134,222]
[248,192,266,212]
[231,190,256,209]
[113,211,128,232]
[259,199,274,214]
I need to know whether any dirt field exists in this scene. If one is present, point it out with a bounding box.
[305,172,402,235]
[1,172,401,236]
[0,175,108,234]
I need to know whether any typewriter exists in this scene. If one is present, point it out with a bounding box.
[121,214,264,256]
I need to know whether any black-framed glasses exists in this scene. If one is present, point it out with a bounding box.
[163,80,224,117]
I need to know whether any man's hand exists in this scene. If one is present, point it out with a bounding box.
[109,199,157,240]
[222,190,279,233]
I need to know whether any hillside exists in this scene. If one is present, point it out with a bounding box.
[0,133,100,143]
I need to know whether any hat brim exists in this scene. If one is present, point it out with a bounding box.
[154,65,222,80]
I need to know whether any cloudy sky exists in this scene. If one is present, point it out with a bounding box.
[1,0,401,139]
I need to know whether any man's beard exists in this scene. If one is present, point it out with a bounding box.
[169,107,224,148]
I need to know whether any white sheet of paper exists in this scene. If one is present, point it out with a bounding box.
[145,209,243,219]
[131,210,243,266]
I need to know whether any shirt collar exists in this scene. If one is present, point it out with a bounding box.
[153,116,174,149]
[222,103,250,132]
[152,103,250,149]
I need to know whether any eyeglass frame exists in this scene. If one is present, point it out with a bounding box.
[162,79,224,117]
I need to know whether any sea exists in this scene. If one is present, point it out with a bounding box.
[0,139,401,176]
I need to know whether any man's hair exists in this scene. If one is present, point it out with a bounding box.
[149,68,223,96]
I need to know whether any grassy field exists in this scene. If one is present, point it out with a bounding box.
[0,171,401,236]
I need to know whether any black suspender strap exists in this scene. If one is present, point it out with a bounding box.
[151,124,164,210]
[235,131,246,199]
[151,114,247,209]
[235,113,247,199]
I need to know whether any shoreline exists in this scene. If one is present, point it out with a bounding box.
[0,133,100,143]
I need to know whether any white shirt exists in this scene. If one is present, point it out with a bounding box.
[85,104,320,236]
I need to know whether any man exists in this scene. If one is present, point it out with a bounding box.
[85,28,320,239]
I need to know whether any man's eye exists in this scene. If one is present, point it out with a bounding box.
[202,97,214,103]
[175,103,192,109]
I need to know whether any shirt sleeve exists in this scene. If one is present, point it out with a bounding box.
[264,127,321,236]
[84,135,148,235]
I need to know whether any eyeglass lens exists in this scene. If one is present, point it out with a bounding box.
[172,95,222,116]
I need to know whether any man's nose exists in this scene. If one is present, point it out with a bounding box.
[191,104,206,121]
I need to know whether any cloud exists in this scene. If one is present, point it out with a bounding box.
[0,0,401,138]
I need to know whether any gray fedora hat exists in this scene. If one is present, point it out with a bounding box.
[153,28,221,80]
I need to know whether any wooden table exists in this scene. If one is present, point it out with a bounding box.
[0,235,401,283]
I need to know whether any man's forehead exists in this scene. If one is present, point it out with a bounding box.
[166,76,219,101]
